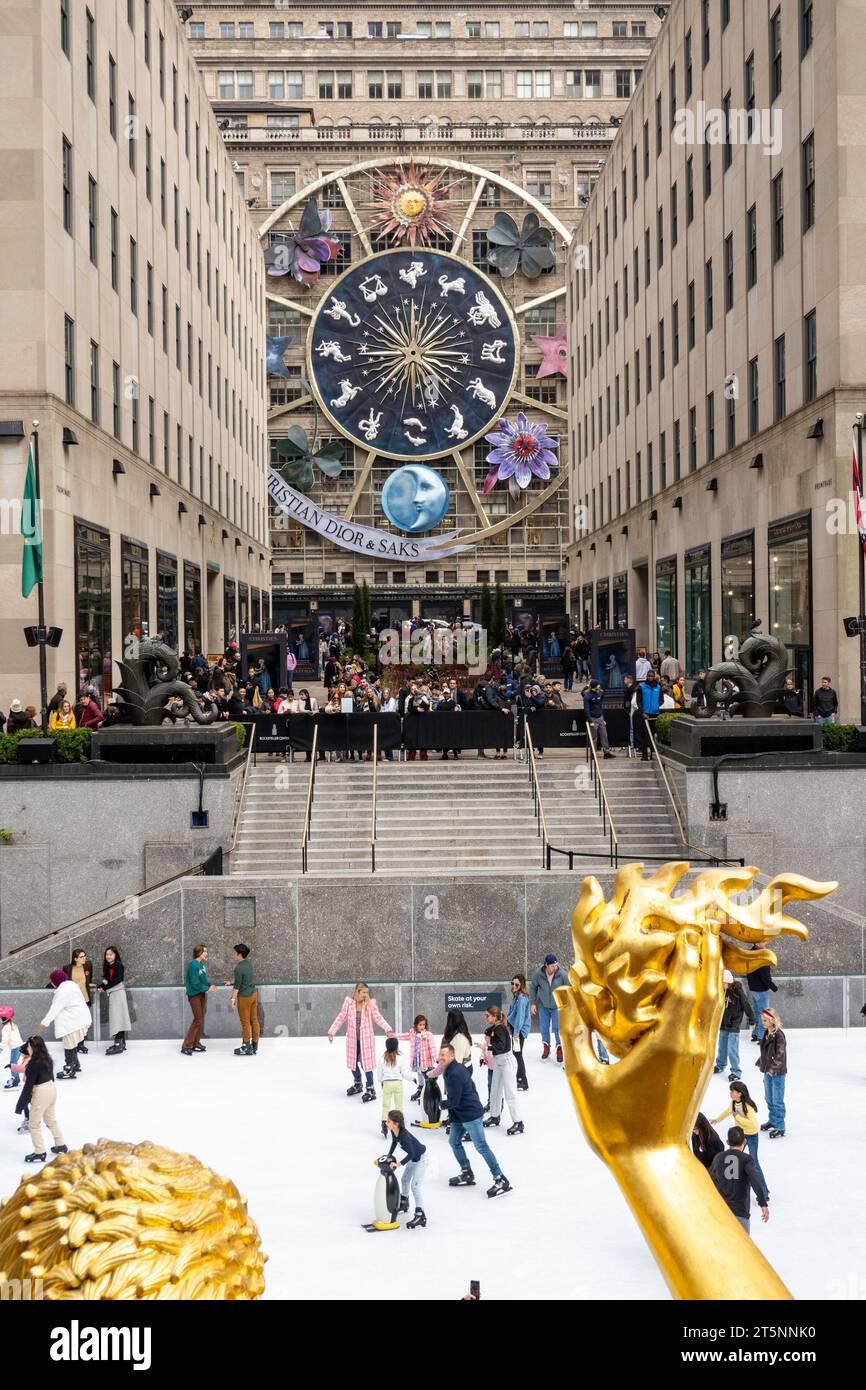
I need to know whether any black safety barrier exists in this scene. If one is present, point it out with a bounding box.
[402,709,513,751]
[517,705,631,750]
[298,712,402,754]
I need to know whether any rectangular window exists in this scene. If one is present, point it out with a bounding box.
[61,0,70,55]
[61,136,73,234]
[702,0,710,64]
[686,157,694,223]
[657,206,664,267]
[616,70,631,98]
[804,310,817,403]
[337,71,353,100]
[745,52,755,128]
[772,172,784,261]
[535,70,551,99]
[801,0,813,57]
[64,315,75,405]
[146,262,153,334]
[87,175,97,264]
[112,361,121,438]
[338,21,353,38]
[129,237,137,315]
[671,181,678,247]
[723,91,733,170]
[689,407,697,472]
[131,392,139,454]
[158,30,164,99]
[485,20,500,37]
[85,9,95,97]
[727,389,736,450]
[387,71,402,99]
[749,356,760,436]
[110,208,118,290]
[417,70,433,101]
[705,260,713,331]
[646,334,652,393]
[707,392,715,461]
[724,234,734,311]
[721,533,755,644]
[703,134,711,198]
[644,227,651,286]
[723,0,731,28]
[643,121,649,179]
[770,8,782,100]
[173,186,179,249]
[774,334,786,420]
[584,69,601,99]
[688,281,696,349]
[525,170,552,204]
[367,70,383,99]
[685,28,693,98]
[674,420,681,480]
[89,340,99,422]
[802,132,815,231]
[171,65,177,128]
[672,301,680,365]
[656,557,678,657]
[685,545,711,675]
[75,522,112,692]
[659,319,666,380]
[144,129,152,200]
[747,204,757,287]
[127,95,135,172]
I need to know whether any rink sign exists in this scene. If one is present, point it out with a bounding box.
[445,992,502,1014]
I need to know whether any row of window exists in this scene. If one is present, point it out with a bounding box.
[63,314,262,539]
[577,316,817,526]
[576,146,817,395]
[60,1,259,294]
[191,18,646,41]
[686,0,814,84]
[214,66,639,101]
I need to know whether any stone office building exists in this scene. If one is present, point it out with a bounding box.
[0,0,270,713]
[565,0,866,719]
[183,1,660,638]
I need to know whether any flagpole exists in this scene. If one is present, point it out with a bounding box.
[31,425,49,733]
[857,414,866,728]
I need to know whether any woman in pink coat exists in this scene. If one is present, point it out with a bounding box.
[328,981,393,1102]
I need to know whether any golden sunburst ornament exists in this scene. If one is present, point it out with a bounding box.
[369,160,451,247]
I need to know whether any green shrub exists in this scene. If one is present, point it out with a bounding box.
[821,722,857,753]
[0,727,90,763]
[231,721,248,751]
[654,712,685,745]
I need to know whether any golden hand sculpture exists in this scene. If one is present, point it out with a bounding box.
[555,861,836,1301]
[0,1138,266,1299]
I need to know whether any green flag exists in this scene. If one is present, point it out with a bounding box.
[21,446,42,598]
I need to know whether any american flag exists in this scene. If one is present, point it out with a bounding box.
[853,427,866,556]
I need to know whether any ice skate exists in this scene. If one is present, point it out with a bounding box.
[487,1174,512,1198]
[24,1152,46,1163]
[406,1208,426,1229]
[346,1080,363,1096]
[361,1086,376,1103]
[507,1121,524,1136]
[449,1167,475,1187]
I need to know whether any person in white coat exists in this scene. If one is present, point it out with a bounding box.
[37,970,93,1079]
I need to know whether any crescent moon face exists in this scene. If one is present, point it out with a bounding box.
[381,465,450,533]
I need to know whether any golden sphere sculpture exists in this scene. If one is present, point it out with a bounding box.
[0,1138,266,1300]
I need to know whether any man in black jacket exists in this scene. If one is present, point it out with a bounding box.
[709,1126,769,1234]
[812,675,838,723]
[436,1043,511,1198]
[583,680,616,758]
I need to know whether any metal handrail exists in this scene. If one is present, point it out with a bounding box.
[585,721,620,866]
[300,722,319,873]
[644,719,687,843]
[524,722,551,869]
[229,723,257,856]
[370,723,378,872]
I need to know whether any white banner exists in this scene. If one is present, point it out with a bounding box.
[267,468,468,560]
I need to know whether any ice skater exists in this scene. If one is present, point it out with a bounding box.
[181,944,217,1055]
[1,1006,23,1090]
[757,1009,787,1138]
[508,975,531,1091]
[15,1036,67,1164]
[99,947,132,1056]
[65,949,93,1056]
[530,953,570,1061]
[399,1014,437,1102]
[691,1113,724,1170]
[37,969,92,1079]
[386,1110,428,1228]
[711,1081,768,1195]
[709,1125,769,1237]
[713,970,755,1080]
[479,1006,523,1136]
[435,1041,511,1198]
[228,943,259,1056]
[377,1037,413,1138]
[441,1010,474,1073]
[328,981,393,1103]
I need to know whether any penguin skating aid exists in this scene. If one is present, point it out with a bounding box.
[412,1074,443,1130]
[363,1156,402,1233]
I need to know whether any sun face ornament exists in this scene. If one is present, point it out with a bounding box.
[483,413,559,496]
[369,161,451,248]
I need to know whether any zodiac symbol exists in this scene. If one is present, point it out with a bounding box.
[438,274,466,299]
[330,378,361,408]
[359,408,382,441]
[399,261,427,289]
[323,298,361,328]
[423,375,440,408]
[359,274,388,303]
[444,404,468,441]
[467,291,501,328]
[315,340,352,363]
[404,431,427,446]
[402,416,428,446]
[481,339,507,364]
[466,378,497,408]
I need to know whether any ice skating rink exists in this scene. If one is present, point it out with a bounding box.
[1,1030,863,1301]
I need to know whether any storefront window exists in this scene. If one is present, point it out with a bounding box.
[183,561,202,655]
[156,552,179,650]
[251,588,261,629]
[721,533,755,650]
[224,577,237,646]
[75,521,111,701]
[239,582,250,633]
[121,537,148,658]
[684,544,711,675]
[769,516,811,699]
[581,583,593,633]
[613,572,628,629]
[655,556,678,656]
[595,578,610,629]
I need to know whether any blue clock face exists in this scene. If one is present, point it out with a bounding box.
[381,465,451,533]
[307,248,519,462]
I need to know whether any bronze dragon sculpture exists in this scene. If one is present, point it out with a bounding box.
[696,628,791,718]
[114,640,220,726]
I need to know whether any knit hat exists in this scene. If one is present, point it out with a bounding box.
[9,699,21,713]
[49,969,69,987]
[723,969,734,984]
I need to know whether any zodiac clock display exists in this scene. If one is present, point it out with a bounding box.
[307,248,519,463]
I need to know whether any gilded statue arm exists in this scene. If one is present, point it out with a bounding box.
[555,862,836,1302]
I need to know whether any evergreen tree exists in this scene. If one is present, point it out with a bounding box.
[491,583,507,648]
[361,579,372,645]
[480,580,492,636]
[351,583,365,651]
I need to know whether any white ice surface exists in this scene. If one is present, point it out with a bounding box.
[2,1030,863,1301]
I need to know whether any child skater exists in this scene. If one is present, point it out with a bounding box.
[385,1109,428,1229]
[1,1007,23,1090]
[376,1037,414,1138]
[400,1014,437,1102]
[711,1080,768,1194]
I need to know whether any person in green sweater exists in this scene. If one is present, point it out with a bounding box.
[229,943,259,1057]
[181,944,216,1056]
